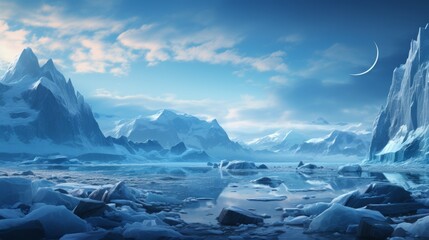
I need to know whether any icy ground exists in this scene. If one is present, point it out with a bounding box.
[0,161,429,239]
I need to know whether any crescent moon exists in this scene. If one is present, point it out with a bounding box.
[350,42,379,76]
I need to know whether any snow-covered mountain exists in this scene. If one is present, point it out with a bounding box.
[246,130,307,151]
[293,130,370,156]
[0,48,110,154]
[369,25,429,163]
[110,110,247,159]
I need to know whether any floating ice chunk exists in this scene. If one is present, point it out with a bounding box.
[25,205,90,239]
[307,203,385,233]
[284,216,310,226]
[33,188,79,210]
[396,215,429,238]
[246,196,287,202]
[0,178,32,207]
[224,160,257,170]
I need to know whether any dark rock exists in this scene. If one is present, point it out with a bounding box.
[257,164,268,169]
[212,163,219,168]
[54,188,68,194]
[346,183,413,208]
[163,217,184,226]
[251,177,282,188]
[297,163,318,170]
[73,199,107,218]
[356,217,393,240]
[217,206,263,226]
[0,220,45,240]
[207,162,213,166]
[297,161,304,168]
[88,187,110,201]
[20,170,35,176]
[366,202,424,217]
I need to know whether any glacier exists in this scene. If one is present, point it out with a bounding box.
[369,25,429,163]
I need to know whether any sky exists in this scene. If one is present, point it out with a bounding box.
[1,0,429,141]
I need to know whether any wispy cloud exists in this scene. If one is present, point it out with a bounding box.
[0,20,30,64]
[278,34,303,43]
[118,24,288,72]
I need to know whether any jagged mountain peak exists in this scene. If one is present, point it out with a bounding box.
[1,48,40,84]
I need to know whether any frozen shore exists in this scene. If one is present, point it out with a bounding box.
[0,162,428,239]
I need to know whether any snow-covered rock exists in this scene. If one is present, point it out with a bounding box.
[293,130,369,156]
[223,160,257,170]
[345,183,412,208]
[110,109,247,159]
[338,164,362,174]
[307,203,385,233]
[369,25,429,163]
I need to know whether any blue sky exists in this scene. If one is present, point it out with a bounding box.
[1,0,429,140]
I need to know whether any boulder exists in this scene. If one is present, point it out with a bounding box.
[73,199,107,219]
[366,202,424,217]
[345,183,412,208]
[217,206,263,226]
[250,177,282,188]
[224,161,257,170]
[356,217,394,240]
[257,164,268,169]
[338,164,362,175]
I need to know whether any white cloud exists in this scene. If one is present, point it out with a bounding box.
[0,20,30,64]
[269,75,288,85]
[19,4,125,36]
[118,24,288,72]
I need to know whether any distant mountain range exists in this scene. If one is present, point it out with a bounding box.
[246,130,307,152]
[109,110,248,159]
[246,129,370,157]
